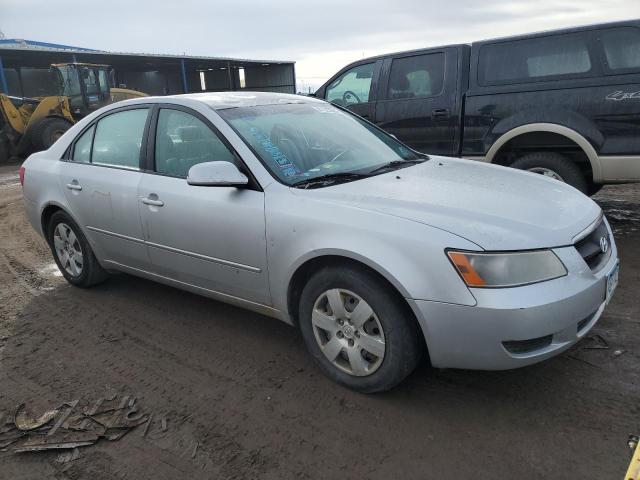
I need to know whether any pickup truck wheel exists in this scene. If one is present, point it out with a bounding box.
[510,152,588,194]
[587,182,604,196]
[298,265,423,393]
[47,211,108,288]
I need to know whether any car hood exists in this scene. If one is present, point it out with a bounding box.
[293,157,601,250]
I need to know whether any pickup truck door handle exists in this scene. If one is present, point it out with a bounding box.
[141,196,164,207]
[66,181,82,191]
[431,108,450,119]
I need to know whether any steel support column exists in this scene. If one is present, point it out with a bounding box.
[180,58,188,93]
[0,56,8,94]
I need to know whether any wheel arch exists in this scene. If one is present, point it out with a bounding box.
[286,252,422,333]
[40,202,74,241]
[485,123,602,182]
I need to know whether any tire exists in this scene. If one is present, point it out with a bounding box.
[510,152,588,194]
[28,117,73,152]
[47,210,108,287]
[587,182,604,196]
[0,136,8,165]
[298,265,423,393]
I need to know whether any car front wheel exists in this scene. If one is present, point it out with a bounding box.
[298,265,423,393]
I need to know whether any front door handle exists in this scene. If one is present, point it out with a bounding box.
[431,108,450,119]
[142,196,164,207]
[66,181,82,191]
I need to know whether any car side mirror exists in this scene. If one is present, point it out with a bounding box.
[187,161,248,187]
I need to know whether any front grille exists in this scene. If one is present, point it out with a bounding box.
[574,217,611,272]
[503,335,553,355]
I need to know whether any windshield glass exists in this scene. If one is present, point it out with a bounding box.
[55,65,82,97]
[218,102,421,186]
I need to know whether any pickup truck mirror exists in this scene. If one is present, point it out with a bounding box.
[187,161,248,187]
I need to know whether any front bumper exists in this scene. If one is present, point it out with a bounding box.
[410,240,618,370]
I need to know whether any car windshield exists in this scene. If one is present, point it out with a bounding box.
[218,102,422,186]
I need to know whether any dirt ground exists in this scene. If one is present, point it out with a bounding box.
[0,161,638,479]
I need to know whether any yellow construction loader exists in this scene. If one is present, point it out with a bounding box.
[0,62,146,162]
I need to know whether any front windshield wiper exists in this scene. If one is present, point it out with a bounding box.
[366,158,426,175]
[290,172,370,189]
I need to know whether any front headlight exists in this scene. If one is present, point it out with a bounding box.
[447,250,567,288]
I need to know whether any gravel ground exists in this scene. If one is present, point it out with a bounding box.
[0,162,638,479]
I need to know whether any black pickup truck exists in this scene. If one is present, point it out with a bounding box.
[314,20,640,194]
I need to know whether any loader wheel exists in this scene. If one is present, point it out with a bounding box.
[0,137,8,165]
[28,118,73,152]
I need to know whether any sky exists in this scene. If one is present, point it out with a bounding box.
[2,0,640,92]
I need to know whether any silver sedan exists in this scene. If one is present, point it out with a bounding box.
[21,92,619,392]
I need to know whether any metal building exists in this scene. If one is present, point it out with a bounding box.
[0,39,296,98]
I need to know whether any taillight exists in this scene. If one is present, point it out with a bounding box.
[19,166,25,187]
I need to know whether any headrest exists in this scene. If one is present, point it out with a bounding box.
[177,125,204,142]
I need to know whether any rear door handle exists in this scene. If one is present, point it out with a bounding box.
[142,196,164,207]
[431,108,450,119]
[66,181,82,191]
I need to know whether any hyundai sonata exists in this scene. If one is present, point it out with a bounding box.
[21,92,619,392]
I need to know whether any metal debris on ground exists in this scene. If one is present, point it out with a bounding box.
[0,394,149,453]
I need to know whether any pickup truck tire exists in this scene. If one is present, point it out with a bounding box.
[298,265,423,393]
[28,117,73,152]
[587,183,604,196]
[510,152,588,194]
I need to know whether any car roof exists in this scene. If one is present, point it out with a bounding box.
[165,91,324,110]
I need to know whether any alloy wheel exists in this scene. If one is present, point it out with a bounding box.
[53,223,83,277]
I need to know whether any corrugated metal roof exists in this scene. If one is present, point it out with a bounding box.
[0,38,294,64]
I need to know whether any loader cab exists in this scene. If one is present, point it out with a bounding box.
[53,63,112,118]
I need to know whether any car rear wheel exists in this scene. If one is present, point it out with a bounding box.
[510,152,588,194]
[48,211,108,287]
[298,265,423,393]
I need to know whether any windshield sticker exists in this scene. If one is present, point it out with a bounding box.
[248,127,302,177]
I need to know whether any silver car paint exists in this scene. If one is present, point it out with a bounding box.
[22,92,618,370]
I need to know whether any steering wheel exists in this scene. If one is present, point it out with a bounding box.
[342,90,361,104]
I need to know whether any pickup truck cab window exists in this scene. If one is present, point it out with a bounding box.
[326,63,375,107]
[386,53,445,99]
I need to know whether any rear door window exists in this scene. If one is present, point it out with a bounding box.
[325,63,375,106]
[478,32,593,85]
[386,53,445,99]
[601,27,640,71]
[91,108,149,169]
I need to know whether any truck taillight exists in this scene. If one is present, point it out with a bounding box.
[19,166,25,187]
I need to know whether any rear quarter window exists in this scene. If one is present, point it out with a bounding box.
[478,32,593,85]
